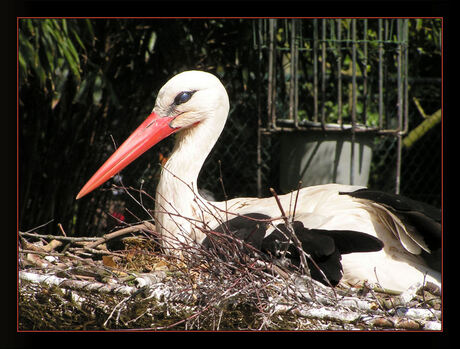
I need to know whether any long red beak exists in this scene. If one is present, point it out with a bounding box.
[76,112,178,200]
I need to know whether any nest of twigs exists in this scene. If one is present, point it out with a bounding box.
[18,215,441,331]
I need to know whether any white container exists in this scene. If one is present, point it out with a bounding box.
[280,132,373,192]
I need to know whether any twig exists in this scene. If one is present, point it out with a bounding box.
[70,247,126,258]
[85,222,155,250]
[20,219,55,234]
[19,231,99,242]
[218,160,229,227]
[292,180,302,223]
[121,186,155,222]
[57,223,67,237]
[104,295,131,327]
[19,249,65,257]
[19,270,137,296]
[269,188,316,300]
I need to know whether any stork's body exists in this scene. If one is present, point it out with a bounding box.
[77,71,441,292]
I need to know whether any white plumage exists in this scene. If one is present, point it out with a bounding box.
[78,71,441,292]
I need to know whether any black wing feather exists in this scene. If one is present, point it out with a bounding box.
[203,212,384,287]
[262,221,383,286]
[340,188,441,250]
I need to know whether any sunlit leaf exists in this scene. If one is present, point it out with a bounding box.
[92,74,103,105]
[71,28,86,50]
[73,74,90,103]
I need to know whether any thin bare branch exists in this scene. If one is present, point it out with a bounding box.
[269,188,315,297]
[19,231,99,242]
[20,219,55,234]
[85,222,155,250]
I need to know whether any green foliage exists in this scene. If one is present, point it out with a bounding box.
[19,19,86,103]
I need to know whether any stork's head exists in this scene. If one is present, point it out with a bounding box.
[76,70,229,200]
[154,70,229,128]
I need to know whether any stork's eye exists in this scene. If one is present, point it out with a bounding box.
[174,91,194,105]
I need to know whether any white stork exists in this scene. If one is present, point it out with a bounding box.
[76,70,441,292]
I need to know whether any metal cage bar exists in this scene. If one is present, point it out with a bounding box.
[256,18,412,194]
[259,18,409,135]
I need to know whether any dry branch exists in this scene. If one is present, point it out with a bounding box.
[19,231,99,242]
[19,271,137,296]
[85,221,155,250]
